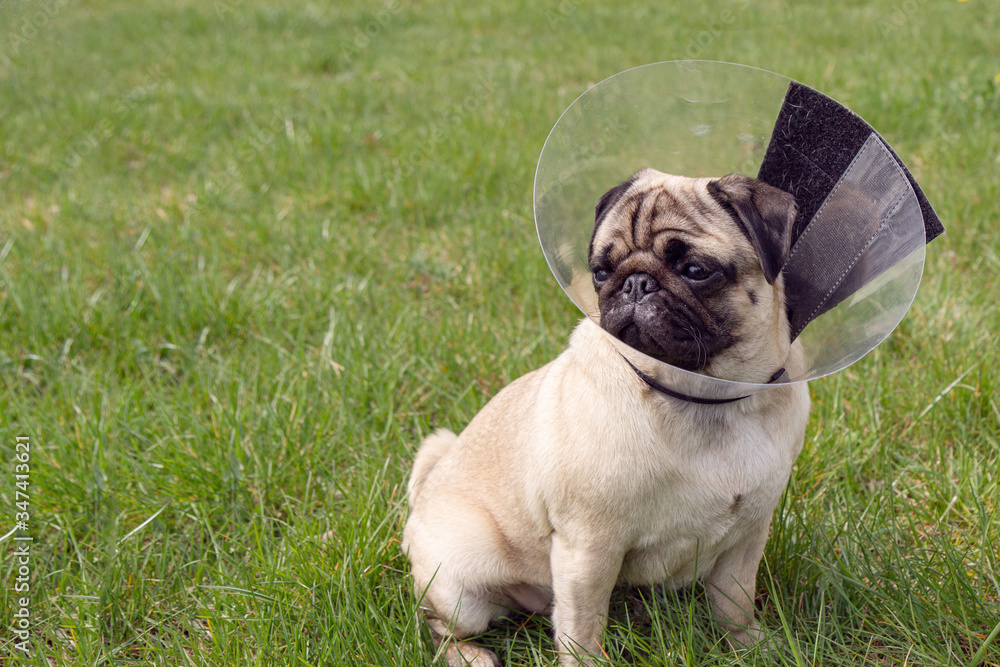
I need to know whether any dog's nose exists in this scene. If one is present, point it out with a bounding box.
[621,273,660,302]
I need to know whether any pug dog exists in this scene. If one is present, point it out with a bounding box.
[402,168,811,666]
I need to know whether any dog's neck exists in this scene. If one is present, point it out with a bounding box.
[573,318,794,405]
[619,353,785,405]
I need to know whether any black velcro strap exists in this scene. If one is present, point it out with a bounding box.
[757,81,944,246]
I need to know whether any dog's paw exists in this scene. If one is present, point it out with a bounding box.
[725,628,780,656]
[445,640,501,667]
[725,629,758,649]
[724,624,767,649]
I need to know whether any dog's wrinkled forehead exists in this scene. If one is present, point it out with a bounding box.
[589,169,750,267]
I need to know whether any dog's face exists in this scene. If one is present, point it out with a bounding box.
[589,168,797,374]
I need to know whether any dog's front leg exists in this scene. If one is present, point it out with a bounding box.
[705,520,770,649]
[550,533,623,666]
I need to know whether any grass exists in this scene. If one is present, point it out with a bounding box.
[0,0,998,664]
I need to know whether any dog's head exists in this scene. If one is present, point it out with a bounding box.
[589,168,797,377]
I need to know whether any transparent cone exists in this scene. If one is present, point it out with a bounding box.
[533,61,928,400]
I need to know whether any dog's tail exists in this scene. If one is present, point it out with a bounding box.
[406,428,457,502]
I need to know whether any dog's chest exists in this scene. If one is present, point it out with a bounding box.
[614,416,791,585]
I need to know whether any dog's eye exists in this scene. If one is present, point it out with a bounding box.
[682,264,713,281]
[593,269,610,283]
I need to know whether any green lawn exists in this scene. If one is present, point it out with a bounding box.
[1,0,998,664]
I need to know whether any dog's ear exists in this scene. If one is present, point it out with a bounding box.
[594,174,639,225]
[590,172,642,260]
[708,174,797,284]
